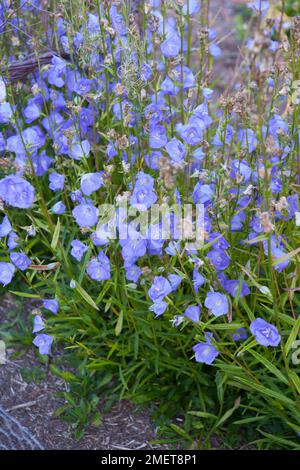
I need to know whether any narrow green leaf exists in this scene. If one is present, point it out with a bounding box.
[215,397,241,428]
[258,430,299,449]
[285,316,300,355]
[51,217,60,250]
[289,371,300,395]
[188,411,217,420]
[115,310,123,336]
[75,282,99,311]
[9,291,41,299]
[248,349,289,385]
[232,376,295,405]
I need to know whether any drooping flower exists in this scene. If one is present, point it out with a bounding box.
[43,299,59,314]
[33,316,45,333]
[80,172,103,196]
[193,182,214,204]
[0,216,12,237]
[148,276,172,303]
[224,279,250,298]
[33,334,53,355]
[184,305,200,322]
[51,201,66,214]
[0,262,15,286]
[68,138,90,160]
[0,175,35,209]
[232,328,248,341]
[10,252,31,271]
[0,102,13,123]
[7,231,19,250]
[70,239,88,262]
[238,128,258,153]
[149,301,167,316]
[49,172,65,191]
[250,318,281,347]
[168,274,182,291]
[86,251,110,281]
[193,268,205,293]
[204,292,229,317]
[160,30,181,58]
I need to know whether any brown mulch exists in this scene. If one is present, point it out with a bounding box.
[0,296,168,450]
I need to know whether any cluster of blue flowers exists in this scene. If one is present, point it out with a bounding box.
[0,0,297,365]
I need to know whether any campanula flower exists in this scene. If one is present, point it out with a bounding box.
[43,299,59,314]
[183,0,200,15]
[250,318,281,347]
[209,43,222,58]
[7,231,19,250]
[213,123,234,146]
[0,102,13,123]
[160,30,181,58]
[238,128,258,153]
[71,239,88,261]
[125,264,142,283]
[24,97,42,123]
[149,301,167,316]
[160,76,179,96]
[207,233,229,251]
[0,262,15,286]
[68,138,90,160]
[86,251,111,281]
[51,201,66,214]
[0,216,12,237]
[179,120,204,146]
[10,252,31,271]
[72,203,99,227]
[168,274,182,291]
[148,276,172,303]
[49,172,65,191]
[149,125,167,149]
[80,172,103,196]
[193,268,205,293]
[0,175,35,209]
[130,186,157,210]
[121,238,147,264]
[193,183,214,204]
[232,328,248,341]
[165,138,186,163]
[184,305,200,322]
[204,292,229,317]
[193,340,219,365]
[33,334,53,355]
[207,249,230,271]
[224,279,250,298]
[172,66,195,89]
[33,316,45,333]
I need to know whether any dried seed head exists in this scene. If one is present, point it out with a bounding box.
[260,211,274,233]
